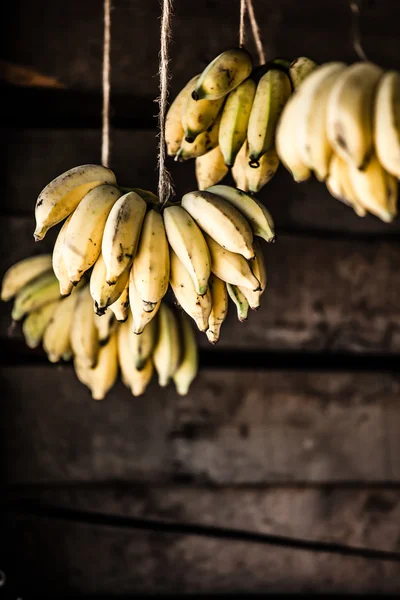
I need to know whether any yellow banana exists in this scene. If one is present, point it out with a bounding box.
[52,214,74,296]
[109,279,130,322]
[205,234,260,291]
[182,75,224,142]
[193,48,253,100]
[128,313,157,371]
[42,291,77,363]
[246,148,280,193]
[247,69,291,166]
[129,266,161,334]
[34,164,117,241]
[238,242,266,311]
[181,190,254,259]
[348,154,398,222]
[195,146,229,190]
[219,78,256,166]
[88,329,118,400]
[231,141,249,191]
[176,112,221,161]
[1,254,52,302]
[101,191,147,285]
[374,70,400,178]
[90,253,130,316]
[94,308,116,346]
[206,273,228,344]
[226,283,249,322]
[207,184,275,243]
[169,249,212,332]
[22,300,59,349]
[289,56,318,90]
[70,285,99,367]
[173,313,198,395]
[117,320,154,396]
[152,303,180,387]
[133,209,170,308]
[166,75,199,156]
[326,154,367,217]
[11,271,60,321]
[163,205,211,295]
[326,62,383,169]
[276,94,312,182]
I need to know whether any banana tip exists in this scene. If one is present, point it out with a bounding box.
[191,90,200,101]
[249,159,260,169]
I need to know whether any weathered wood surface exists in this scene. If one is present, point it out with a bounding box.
[2,217,400,354]
[4,486,400,594]
[2,367,399,484]
[4,0,400,97]
[3,128,400,238]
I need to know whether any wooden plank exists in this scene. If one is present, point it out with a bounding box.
[1,367,398,484]
[3,0,400,98]
[2,217,400,354]
[3,486,400,594]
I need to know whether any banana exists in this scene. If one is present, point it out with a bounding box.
[276,94,312,182]
[219,78,256,166]
[231,141,249,191]
[295,62,346,181]
[195,145,229,190]
[1,254,52,302]
[181,190,254,259]
[182,76,224,142]
[94,308,116,346]
[326,154,367,216]
[101,191,147,285]
[152,303,180,387]
[88,329,118,400]
[207,184,275,243]
[52,215,74,296]
[173,313,198,395]
[22,300,59,349]
[246,148,280,192]
[117,319,154,395]
[326,62,383,169]
[374,70,400,179]
[90,253,130,316]
[205,234,260,291]
[129,266,161,334]
[34,164,117,241]
[131,188,159,206]
[128,313,157,371]
[109,279,129,322]
[11,271,60,321]
[166,75,199,156]
[206,273,228,344]
[348,154,398,222]
[176,112,221,161]
[70,285,99,367]
[289,56,318,90]
[226,283,249,322]
[133,209,170,307]
[247,69,291,166]
[169,249,212,332]
[163,205,211,295]
[238,243,266,310]
[42,291,77,363]
[193,48,253,100]
[73,357,92,389]
[63,184,122,285]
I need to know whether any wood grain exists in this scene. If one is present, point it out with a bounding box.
[1,367,399,485]
[3,486,400,594]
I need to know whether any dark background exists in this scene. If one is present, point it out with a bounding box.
[1,0,400,595]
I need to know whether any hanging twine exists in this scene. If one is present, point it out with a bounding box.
[246,0,266,65]
[158,0,174,206]
[239,0,247,47]
[102,0,111,168]
[349,0,368,61]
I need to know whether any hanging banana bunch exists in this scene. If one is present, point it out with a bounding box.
[165,47,317,193]
[276,61,399,222]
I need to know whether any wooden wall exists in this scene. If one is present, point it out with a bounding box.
[1,0,400,595]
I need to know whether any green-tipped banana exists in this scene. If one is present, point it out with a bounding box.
[193,48,253,100]
[289,57,318,90]
[22,300,59,349]
[173,313,198,396]
[206,185,275,243]
[12,271,60,321]
[247,69,291,166]
[206,274,228,344]
[1,254,52,302]
[219,78,256,166]
[182,76,224,143]
[195,145,229,190]
[374,71,400,179]
[34,164,117,241]
[226,283,249,322]
[152,304,180,387]
[165,75,199,156]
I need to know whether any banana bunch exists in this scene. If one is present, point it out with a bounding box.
[276,61,399,222]
[2,255,199,398]
[166,50,317,193]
